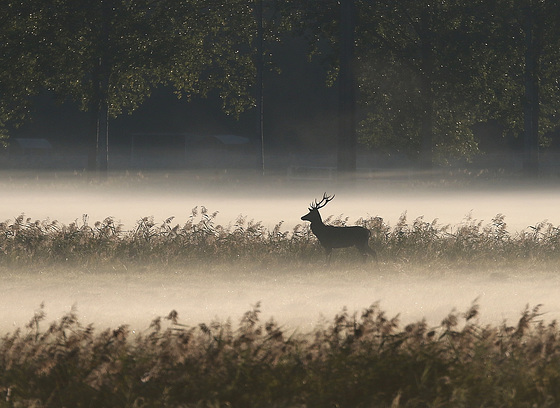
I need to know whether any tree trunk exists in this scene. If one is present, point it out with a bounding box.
[337,0,357,173]
[87,57,109,175]
[255,0,264,175]
[87,0,111,175]
[97,82,109,174]
[87,96,98,172]
[88,48,101,173]
[419,75,434,168]
[522,5,540,176]
[418,5,434,169]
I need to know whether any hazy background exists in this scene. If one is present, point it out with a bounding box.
[4,1,560,341]
[2,266,559,335]
[1,170,559,232]
[1,170,560,335]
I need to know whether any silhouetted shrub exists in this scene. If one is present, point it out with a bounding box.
[2,302,560,407]
[1,209,560,268]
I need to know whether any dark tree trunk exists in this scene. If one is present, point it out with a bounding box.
[87,92,99,172]
[418,6,434,169]
[87,60,109,174]
[87,0,110,175]
[97,78,109,174]
[523,5,540,176]
[337,0,357,173]
[255,0,264,175]
[419,75,434,169]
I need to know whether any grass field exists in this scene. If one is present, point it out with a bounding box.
[2,299,560,407]
[1,210,560,406]
[2,207,560,268]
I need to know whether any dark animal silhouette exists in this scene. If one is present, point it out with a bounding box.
[301,193,376,263]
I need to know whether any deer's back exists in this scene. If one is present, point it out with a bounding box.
[314,224,370,248]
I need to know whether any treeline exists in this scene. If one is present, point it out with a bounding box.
[281,0,560,168]
[1,1,559,170]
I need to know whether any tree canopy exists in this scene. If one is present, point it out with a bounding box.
[1,0,259,170]
[0,1,45,145]
[2,0,560,171]
[280,0,560,168]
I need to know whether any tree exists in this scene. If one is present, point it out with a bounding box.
[338,0,357,173]
[469,0,560,175]
[276,0,493,167]
[522,2,541,174]
[255,0,265,173]
[509,0,559,175]
[17,0,256,173]
[357,0,498,166]
[0,1,45,145]
[276,0,359,172]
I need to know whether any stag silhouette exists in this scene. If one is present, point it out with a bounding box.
[301,193,376,263]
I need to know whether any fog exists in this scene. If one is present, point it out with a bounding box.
[1,170,560,334]
[2,170,560,232]
[2,267,560,335]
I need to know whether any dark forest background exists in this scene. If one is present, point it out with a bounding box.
[2,0,560,174]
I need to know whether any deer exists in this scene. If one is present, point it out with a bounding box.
[301,193,376,263]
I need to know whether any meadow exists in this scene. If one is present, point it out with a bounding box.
[1,210,560,406]
[2,206,560,268]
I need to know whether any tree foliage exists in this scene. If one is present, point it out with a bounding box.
[0,0,259,169]
[484,0,560,145]
[358,1,487,162]
[281,0,560,166]
[3,0,560,167]
[36,0,258,117]
[0,1,45,145]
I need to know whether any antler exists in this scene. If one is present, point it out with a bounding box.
[309,192,335,210]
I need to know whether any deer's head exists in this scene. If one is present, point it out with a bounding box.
[301,193,335,223]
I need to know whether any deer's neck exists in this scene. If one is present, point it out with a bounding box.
[310,218,326,234]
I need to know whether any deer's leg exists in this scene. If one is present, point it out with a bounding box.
[366,245,377,260]
[357,243,377,262]
[325,248,333,265]
[360,249,369,263]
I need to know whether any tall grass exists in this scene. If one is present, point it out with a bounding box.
[1,208,560,269]
[1,302,560,407]
[2,208,560,406]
